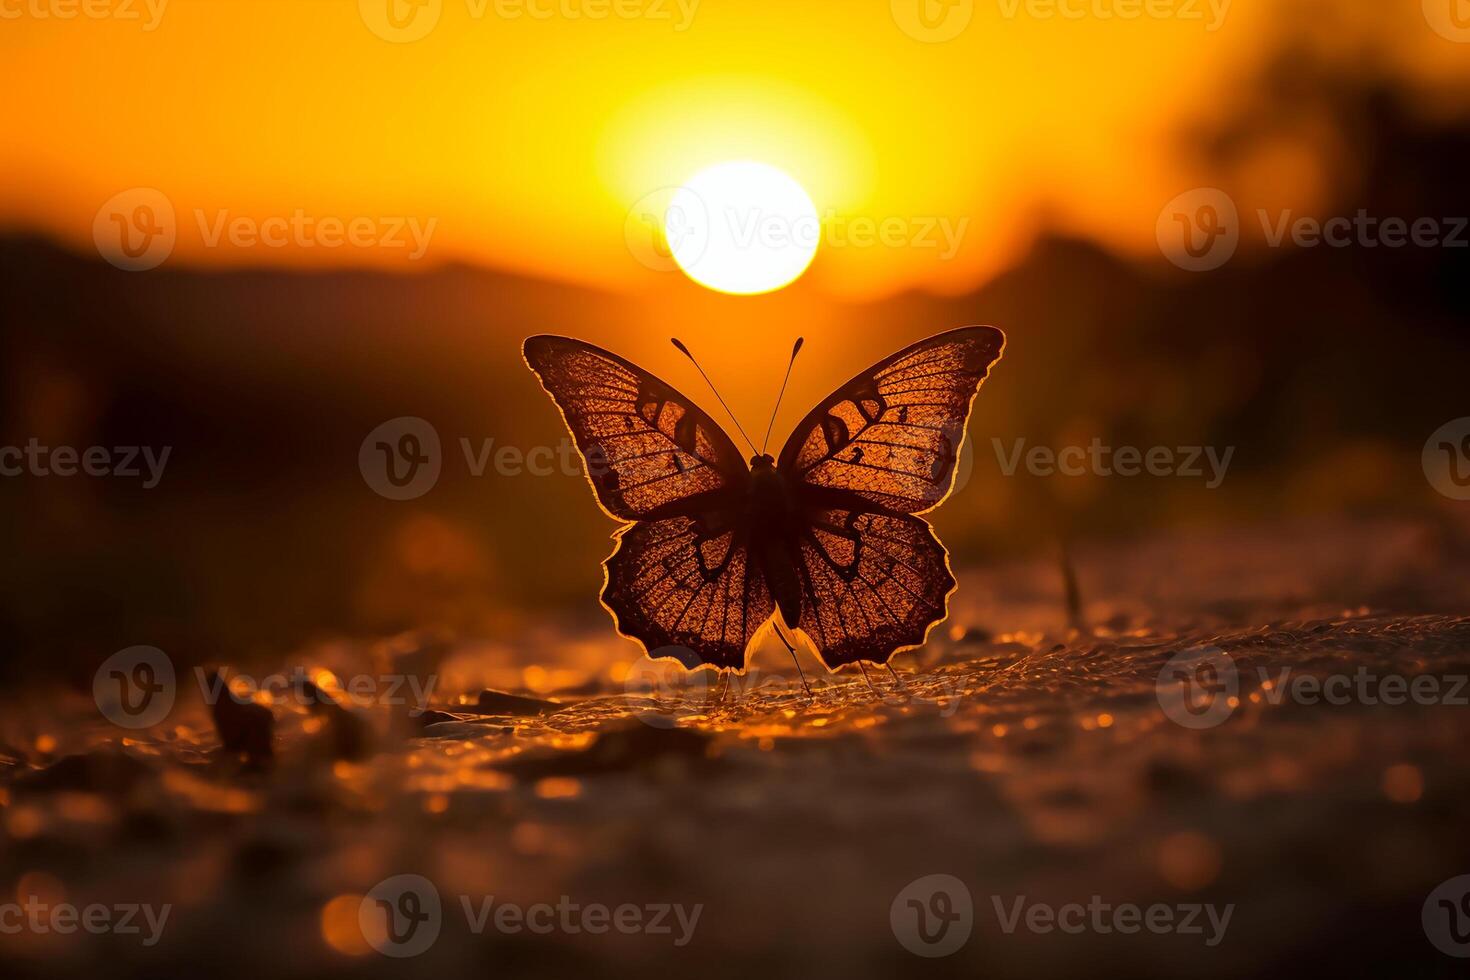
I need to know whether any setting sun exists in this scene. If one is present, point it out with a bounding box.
[667,161,819,295]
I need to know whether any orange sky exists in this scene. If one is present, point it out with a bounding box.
[2,0,1466,298]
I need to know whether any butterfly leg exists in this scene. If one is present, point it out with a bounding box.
[885,662,908,692]
[720,670,744,710]
[771,621,813,697]
[857,661,881,698]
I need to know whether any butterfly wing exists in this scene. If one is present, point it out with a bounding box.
[601,510,775,670]
[777,325,1004,514]
[793,504,955,669]
[777,326,1006,668]
[523,335,748,519]
[524,336,769,669]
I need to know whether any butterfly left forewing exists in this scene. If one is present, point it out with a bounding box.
[523,335,748,520]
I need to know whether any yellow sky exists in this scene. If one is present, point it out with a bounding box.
[2,0,1464,297]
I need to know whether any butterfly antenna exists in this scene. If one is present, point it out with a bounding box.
[760,337,804,455]
[670,338,758,455]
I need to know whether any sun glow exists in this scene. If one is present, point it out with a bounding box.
[666,161,819,296]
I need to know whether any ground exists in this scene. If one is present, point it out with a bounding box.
[2,516,1469,979]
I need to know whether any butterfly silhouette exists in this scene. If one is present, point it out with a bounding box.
[523,326,1005,673]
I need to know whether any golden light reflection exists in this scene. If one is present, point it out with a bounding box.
[14,871,65,907]
[1158,831,1223,891]
[321,894,372,957]
[1382,763,1424,803]
[5,806,45,840]
[533,776,583,799]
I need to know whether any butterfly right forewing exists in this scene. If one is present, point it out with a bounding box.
[778,326,1005,514]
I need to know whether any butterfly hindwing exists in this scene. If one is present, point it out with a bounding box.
[602,511,774,670]
[523,335,748,520]
[791,503,955,669]
[778,326,1005,514]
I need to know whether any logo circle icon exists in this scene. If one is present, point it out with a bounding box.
[1156,188,1239,272]
[1424,875,1470,957]
[360,417,442,500]
[93,646,176,729]
[925,429,975,504]
[360,874,443,957]
[891,873,973,957]
[1424,0,1470,43]
[1423,418,1470,501]
[624,647,717,728]
[1156,645,1238,729]
[891,0,974,42]
[94,188,176,272]
[625,186,709,274]
[359,0,442,42]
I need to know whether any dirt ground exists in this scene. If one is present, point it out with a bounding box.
[3,516,1470,979]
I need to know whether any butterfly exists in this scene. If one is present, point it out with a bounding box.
[523,326,1006,674]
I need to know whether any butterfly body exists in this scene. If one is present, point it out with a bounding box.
[744,453,807,628]
[524,326,1006,672]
